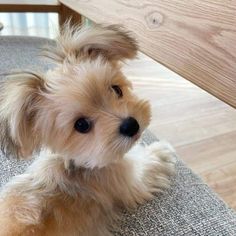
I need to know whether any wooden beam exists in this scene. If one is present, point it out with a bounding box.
[59,4,82,28]
[0,0,60,12]
[59,0,236,108]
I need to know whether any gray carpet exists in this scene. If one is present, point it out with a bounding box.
[1,36,236,235]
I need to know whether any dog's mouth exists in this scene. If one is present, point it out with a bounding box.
[133,132,141,141]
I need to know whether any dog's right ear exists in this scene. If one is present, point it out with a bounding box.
[0,72,45,159]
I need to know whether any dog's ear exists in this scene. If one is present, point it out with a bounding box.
[43,24,138,63]
[0,72,45,159]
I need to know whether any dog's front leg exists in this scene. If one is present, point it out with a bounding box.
[123,141,176,205]
[0,192,44,236]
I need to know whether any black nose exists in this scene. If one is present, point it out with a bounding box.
[120,117,140,137]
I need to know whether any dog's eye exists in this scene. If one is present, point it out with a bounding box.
[74,118,92,133]
[111,85,123,98]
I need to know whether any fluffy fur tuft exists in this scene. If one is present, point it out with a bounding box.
[0,24,175,235]
[42,23,138,64]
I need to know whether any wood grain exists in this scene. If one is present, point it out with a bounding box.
[0,0,60,12]
[59,4,82,28]
[59,0,236,108]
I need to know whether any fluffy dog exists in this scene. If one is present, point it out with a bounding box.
[0,24,175,236]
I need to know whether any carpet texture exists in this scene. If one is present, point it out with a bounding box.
[0,36,236,235]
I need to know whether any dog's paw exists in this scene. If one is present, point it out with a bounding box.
[143,141,176,193]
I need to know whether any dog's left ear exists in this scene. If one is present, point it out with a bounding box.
[0,72,45,159]
[43,24,138,63]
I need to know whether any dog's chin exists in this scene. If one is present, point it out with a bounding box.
[70,131,144,169]
[119,131,142,154]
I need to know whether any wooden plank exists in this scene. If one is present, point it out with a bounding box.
[176,131,236,173]
[59,0,236,108]
[59,4,82,28]
[0,0,60,12]
[176,131,236,208]
[201,160,236,209]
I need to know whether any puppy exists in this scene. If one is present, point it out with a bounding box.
[0,24,175,236]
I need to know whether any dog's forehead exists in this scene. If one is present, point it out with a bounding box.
[70,59,125,97]
[74,59,119,85]
[46,58,129,111]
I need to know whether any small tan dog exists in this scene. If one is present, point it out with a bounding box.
[0,24,175,236]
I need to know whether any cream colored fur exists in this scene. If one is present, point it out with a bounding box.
[0,24,176,236]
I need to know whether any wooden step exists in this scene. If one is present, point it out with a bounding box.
[0,0,60,12]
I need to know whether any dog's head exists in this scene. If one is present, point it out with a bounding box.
[0,24,151,168]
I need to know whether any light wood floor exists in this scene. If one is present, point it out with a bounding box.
[123,53,236,210]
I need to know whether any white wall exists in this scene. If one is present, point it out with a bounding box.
[0,13,58,38]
